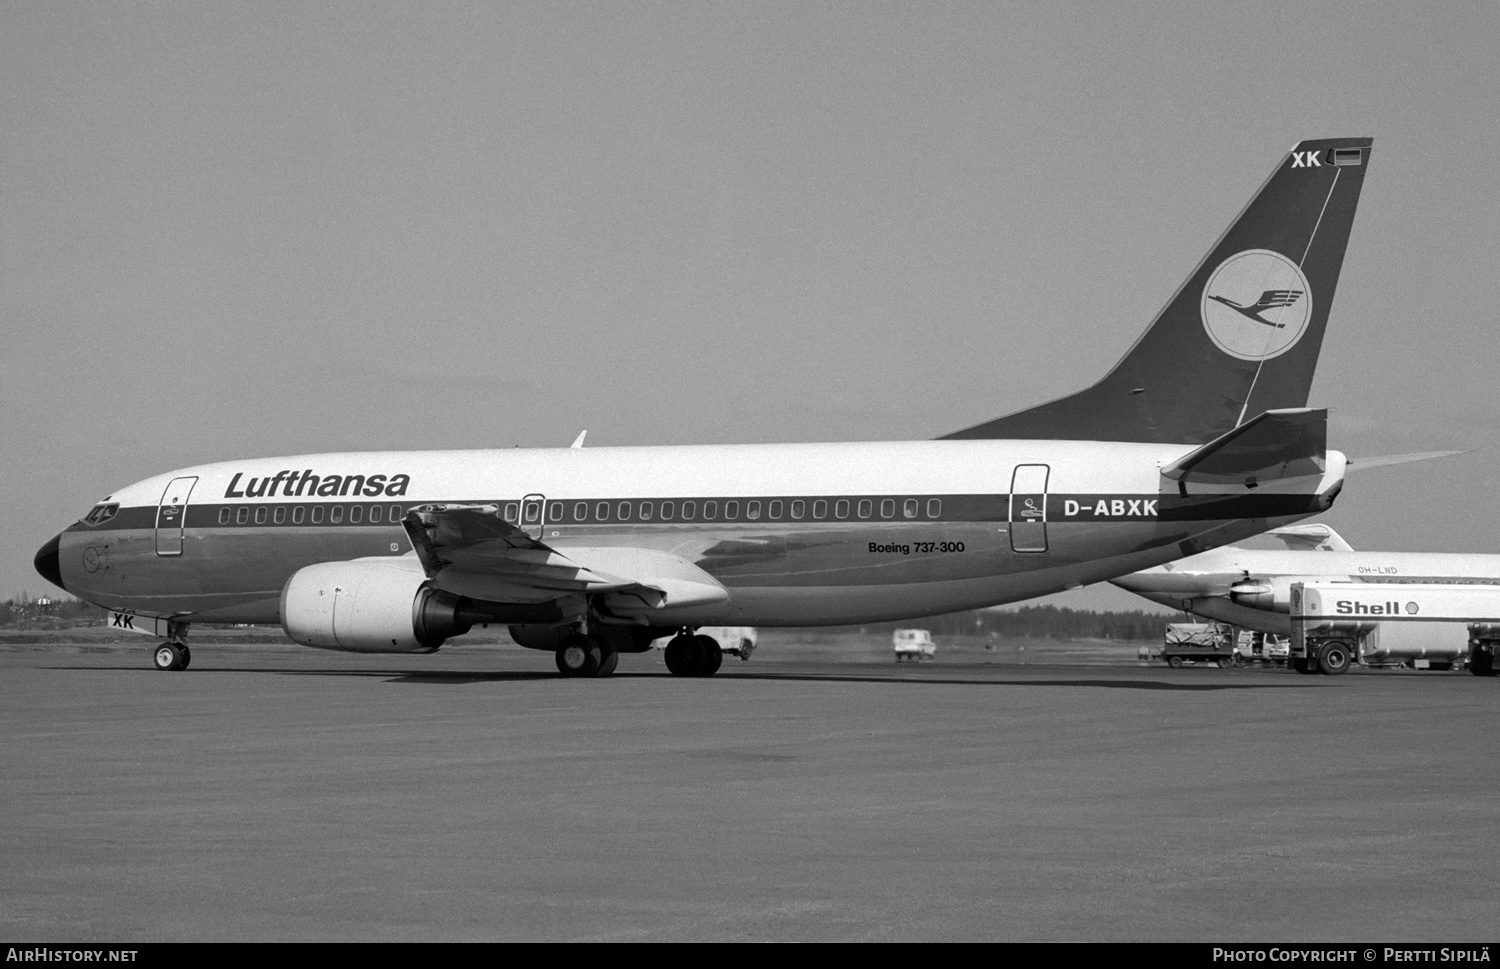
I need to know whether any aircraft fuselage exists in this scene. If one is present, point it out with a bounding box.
[46,439,1345,628]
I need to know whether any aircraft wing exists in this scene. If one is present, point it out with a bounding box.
[1160,408,1326,487]
[401,504,729,613]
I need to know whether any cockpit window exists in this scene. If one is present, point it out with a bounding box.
[82,503,119,526]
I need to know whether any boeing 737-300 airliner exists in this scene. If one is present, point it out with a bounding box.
[35,138,1373,677]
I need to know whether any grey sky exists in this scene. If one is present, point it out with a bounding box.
[5,2,1499,610]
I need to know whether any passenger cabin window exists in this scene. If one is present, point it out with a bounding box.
[725,501,739,519]
[330,506,343,524]
[254,506,267,524]
[504,503,519,524]
[311,506,324,524]
[903,499,917,519]
[927,498,941,518]
[236,507,249,525]
[660,501,674,520]
[769,500,783,519]
[813,499,827,519]
[617,502,632,521]
[574,502,588,521]
[639,501,653,521]
[595,502,610,521]
[369,506,381,523]
[548,503,564,522]
[880,499,895,519]
[218,508,230,525]
[835,499,849,519]
[349,505,362,524]
[390,504,402,521]
[858,499,873,519]
[790,500,803,520]
[703,501,717,519]
[681,500,695,519]
[274,506,286,524]
[746,501,760,520]
[293,507,305,524]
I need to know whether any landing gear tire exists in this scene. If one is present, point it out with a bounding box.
[664,635,700,676]
[596,649,619,677]
[1317,641,1353,676]
[555,634,602,677]
[153,642,189,672]
[664,634,723,677]
[1470,648,1496,677]
[694,635,723,676]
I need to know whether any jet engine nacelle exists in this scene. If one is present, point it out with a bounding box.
[1229,575,1316,613]
[281,558,473,653]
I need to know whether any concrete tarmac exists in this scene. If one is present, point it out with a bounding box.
[1,639,1496,942]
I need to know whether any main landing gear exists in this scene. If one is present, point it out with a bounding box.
[663,634,723,677]
[554,632,619,678]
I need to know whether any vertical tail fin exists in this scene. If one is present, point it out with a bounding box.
[943,137,1373,444]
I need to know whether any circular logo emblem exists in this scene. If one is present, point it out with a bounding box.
[1201,249,1312,361]
[1405,601,1419,615]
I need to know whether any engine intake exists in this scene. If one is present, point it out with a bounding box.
[1228,576,1304,613]
[281,558,474,653]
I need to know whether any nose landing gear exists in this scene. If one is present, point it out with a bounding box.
[153,642,191,671]
[150,620,193,671]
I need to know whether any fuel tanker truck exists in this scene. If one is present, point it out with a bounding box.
[1111,524,1500,675]
[1288,581,1500,676]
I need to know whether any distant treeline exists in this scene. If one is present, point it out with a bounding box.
[835,605,1179,642]
[2,596,107,626]
[2,594,1172,641]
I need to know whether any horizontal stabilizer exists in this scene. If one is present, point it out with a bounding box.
[1263,523,1353,552]
[1346,450,1466,472]
[1160,408,1326,487]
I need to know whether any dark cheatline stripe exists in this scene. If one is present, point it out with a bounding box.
[69,490,1323,533]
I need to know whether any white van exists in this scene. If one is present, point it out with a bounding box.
[697,626,758,661]
[893,629,936,662]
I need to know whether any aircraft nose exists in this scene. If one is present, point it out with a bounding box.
[34,534,64,591]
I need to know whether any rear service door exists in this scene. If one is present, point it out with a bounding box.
[155,476,199,557]
[1009,464,1049,553]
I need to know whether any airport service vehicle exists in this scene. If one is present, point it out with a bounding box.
[1289,580,1500,676]
[36,138,1372,678]
[1112,523,1494,673]
[1162,623,1234,668]
[893,629,937,662]
[1233,630,1288,667]
[697,626,757,661]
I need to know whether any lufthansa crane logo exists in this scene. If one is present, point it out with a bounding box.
[1200,249,1312,361]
